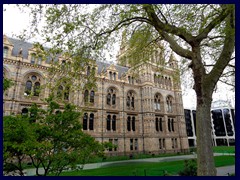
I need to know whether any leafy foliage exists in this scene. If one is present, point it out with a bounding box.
[3,98,105,176]
[178,159,197,176]
[3,78,13,92]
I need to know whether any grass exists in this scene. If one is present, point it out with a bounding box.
[213,146,235,154]
[57,155,235,176]
[189,146,235,154]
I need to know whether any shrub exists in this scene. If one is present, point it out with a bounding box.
[178,159,197,176]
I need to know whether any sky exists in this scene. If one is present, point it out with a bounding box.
[3,4,235,109]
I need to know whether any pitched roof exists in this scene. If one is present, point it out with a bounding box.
[6,37,129,77]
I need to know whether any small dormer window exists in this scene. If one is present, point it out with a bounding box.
[31,53,36,64]
[38,56,42,65]
[3,47,9,58]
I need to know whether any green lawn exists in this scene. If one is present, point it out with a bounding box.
[58,155,235,176]
[213,146,235,154]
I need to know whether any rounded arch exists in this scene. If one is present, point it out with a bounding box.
[106,85,119,94]
[22,70,45,83]
[126,89,138,96]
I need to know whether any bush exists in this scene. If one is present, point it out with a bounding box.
[178,159,197,176]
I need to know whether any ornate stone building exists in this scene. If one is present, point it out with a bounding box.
[3,35,189,156]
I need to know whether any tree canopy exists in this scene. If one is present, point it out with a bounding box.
[5,4,235,176]
[3,98,105,176]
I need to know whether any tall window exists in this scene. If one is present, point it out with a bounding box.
[127,115,136,132]
[84,90,89,103]
[90,90,95,103]
[24,74,41,96]
[168,118,175,132]
[166,96,173,113]
[31,53,36,64]
[37,56,42,65]
[109,71,112,80]
[126,91,135,109]
[156,117,163,132]
[89,113,94,130]
[84,90,95,104]
[106,114,117,131]
[83,112,94,131]
[154,94,161,110]
[56,84,69,101]
[3,47,8,58]
[106,88,117,107]
[113,72,116,81]
[112,115,116,131]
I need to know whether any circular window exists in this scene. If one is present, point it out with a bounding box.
[31,75,37,81]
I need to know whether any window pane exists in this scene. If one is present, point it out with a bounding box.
[25,81,32,95]
[83,113,88,130]
[112,115,116,131]
[107,115,111,131]
[34,82,40,96]
[89,113,94,130]
[90,91,94,103]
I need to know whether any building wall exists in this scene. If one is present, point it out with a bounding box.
[3,35,189,156]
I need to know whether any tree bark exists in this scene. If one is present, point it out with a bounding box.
[196,96,216,176]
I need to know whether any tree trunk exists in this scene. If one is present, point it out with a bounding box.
[196,91,216,176]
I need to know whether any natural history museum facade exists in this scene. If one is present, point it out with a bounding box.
[3,35,189,156]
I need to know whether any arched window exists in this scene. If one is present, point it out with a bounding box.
[126,91,135,109]
[159,118,163,131]
[109,71,112,80]
[89,113,94,130]
[107,93,111,105]
[106,88,117,107]
[84,90,89,103]
[21,108,28,116]
[166,96,173,113]
[83,113,88,130]
[154,94,161,110]
[31,53,36,64]
[25,81,32,95]
[34,82,40,96]
[106,114,117,131]
[156,117,163,132]
[112,115,116,131]
[168,118,171,132]
[132,116,135,131]
[127,116,131,131]
[3,47,9,58]
[24,74,41,96]
[90,91,95,103]
[107,115,111,131]
[113,72,116,81]
[112,94,116,105]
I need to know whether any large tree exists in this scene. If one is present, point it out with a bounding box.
[9,4,235,176]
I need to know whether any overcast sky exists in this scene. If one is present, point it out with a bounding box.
[3,4,235,109]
